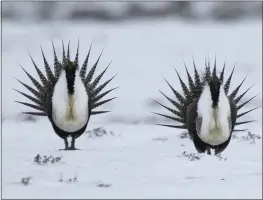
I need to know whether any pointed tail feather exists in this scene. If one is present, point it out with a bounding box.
[91,97,117,110]
[158,90,183,112]
[152,112,184,123]
[52,40,61,78]
[91,111,111,115]
[204,62,211,80]
[163,78,185,104]
[174,68,189,97]
[85,50,104,85]
[15,101,45,112]
[235,120,256,126]
[89,61,111,91]
[15,78,42,99]
[19,65,44,92]
[229,75,247,99]
[67,41,70,60]
[237,106,261,119]
[224,64,235,94]
[91,74,118,98]
[74,39,79,67]
[150,99,183,118]
[13,89,43,106]
[184,62,195,91]
[62,40,66,65]
[28,53,48,87]
[192,58,201,87]
[41,47,55,83]
[22,112,47,116]
[212,57,216,78]
[234,85,254,104]
[80,43,92,80]
[233,129,248,132]
[219,59,226,83]
[92,87,119,104]
[237,95,258,110]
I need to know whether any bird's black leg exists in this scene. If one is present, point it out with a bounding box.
[64,138,69,150]
[193,135,207,154]
[206,147,211,155]
[69,136,79,150]
[59,138,69,151]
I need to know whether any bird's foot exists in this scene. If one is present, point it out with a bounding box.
[206,148,212,155]
[68,146,80,151]
[59,148,69,151]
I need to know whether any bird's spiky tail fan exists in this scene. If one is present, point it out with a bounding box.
[78,43,118,115]
[153,58,261,134]
[14,40,117,117]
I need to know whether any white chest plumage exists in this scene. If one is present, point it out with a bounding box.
[197,83,231,146]
[52,70,89,132]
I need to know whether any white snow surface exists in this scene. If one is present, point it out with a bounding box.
[2,19,262,198]
[2,120,262,199]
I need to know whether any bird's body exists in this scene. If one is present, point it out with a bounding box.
[15,41,117,150]
[196,82,232,146]
[51,69,89,133]
[47,68,90,149]
[153,59,260,155]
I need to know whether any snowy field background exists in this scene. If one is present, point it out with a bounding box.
[2,4,262,199]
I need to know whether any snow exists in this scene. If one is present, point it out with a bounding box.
[2,19,262,198]
[2,119,262,199]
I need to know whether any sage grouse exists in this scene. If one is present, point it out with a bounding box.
[14,41,117,150]
[153,59,260,155]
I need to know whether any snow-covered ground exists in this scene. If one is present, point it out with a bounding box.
[2,120,262,199]
[2,19,262,198]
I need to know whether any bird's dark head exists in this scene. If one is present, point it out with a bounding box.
[64,60,78,81]
[59,40,80,90]
[207,74,223,108]
[62,60,78,95]
[202,64,224,109]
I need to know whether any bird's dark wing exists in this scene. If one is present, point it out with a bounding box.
[229,98,237,132]
[186,100,198,139]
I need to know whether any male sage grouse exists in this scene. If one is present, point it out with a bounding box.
[14,41,117,150]
[152,59,260,155]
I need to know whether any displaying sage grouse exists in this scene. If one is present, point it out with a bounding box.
[153,59,260,155]
[14,41,117,150]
